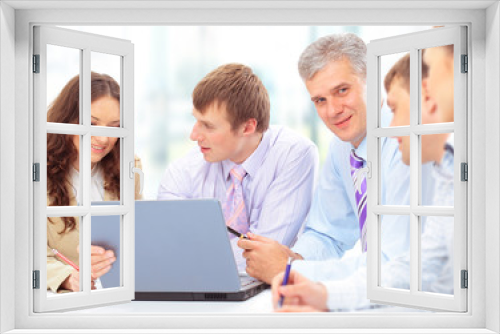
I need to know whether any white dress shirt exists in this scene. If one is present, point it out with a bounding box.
[70,165,106,202]
[157,125,319,271]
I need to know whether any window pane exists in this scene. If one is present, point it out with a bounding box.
[380,215,410,291]
[47,216,81,294]
[91,215,122,290]
[421,45,454,124]
[91,52,122,128]
[420,134,454,206]
[381,52,410,128]
[89,137,121,202]
[46,44,80,124]
[47,134,81,206]
[420,215,454,295]
[381,136,410,205]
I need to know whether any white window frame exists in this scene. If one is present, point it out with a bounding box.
[366,26,468,312]
[1,1,498,333]
[33,26,135,312]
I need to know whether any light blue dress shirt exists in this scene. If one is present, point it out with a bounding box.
[322,136,455,310]
[291,109,435,281]
[386,134,455,294]
[157,125,319,270]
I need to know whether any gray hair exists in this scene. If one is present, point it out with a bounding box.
[298,33,367,81]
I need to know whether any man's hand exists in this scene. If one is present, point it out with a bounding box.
[271,270,328,312]
[238,232,300,284]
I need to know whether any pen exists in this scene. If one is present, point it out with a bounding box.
[52,248,79,271]
[226,226,248,239]
[278,257,293,308]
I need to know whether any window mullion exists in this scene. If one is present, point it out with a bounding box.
[409,47,420,295]
[80,47,92,294]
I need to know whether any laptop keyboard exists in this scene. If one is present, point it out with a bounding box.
[240,276,258,287]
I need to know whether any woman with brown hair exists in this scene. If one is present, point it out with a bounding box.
[46,72,142,292]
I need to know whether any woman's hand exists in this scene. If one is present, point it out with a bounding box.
[60,245,116,292]
[89,245,116,281]
[60,269,96,292]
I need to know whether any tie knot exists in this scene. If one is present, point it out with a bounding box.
[350,150,364,169]
[230,165,247,183]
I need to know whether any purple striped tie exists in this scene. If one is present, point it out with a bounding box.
[350,150,367,252]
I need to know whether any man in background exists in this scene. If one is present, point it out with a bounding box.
[239,33,434,285]
[271,49,455,311]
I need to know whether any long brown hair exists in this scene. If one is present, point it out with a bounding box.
[47,72,121,232]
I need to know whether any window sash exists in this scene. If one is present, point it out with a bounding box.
[33,25,135,312]
[366,25,468,312]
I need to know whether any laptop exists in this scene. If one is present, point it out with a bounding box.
[91,200,267,301]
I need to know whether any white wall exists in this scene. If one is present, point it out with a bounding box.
[0,2,16,333]
[486,2,500,333]
[1,3,498,332]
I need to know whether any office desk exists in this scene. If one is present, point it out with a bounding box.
[70,288,275,314]
[68,288,426,315]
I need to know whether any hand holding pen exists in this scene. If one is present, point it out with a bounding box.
[278,257,293,307]
[271,265,329,312]
[53,246,115,292]
[52,248,87,292]
[227,226,248,239]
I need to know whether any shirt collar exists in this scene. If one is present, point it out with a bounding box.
[352,136,367,162]
[222,129,271,180]
[433,133,455,177]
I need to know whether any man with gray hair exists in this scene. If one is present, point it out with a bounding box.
[238,33,434,289]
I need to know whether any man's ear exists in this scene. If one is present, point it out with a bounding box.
[422,79,438,117]
[241,118,258,136]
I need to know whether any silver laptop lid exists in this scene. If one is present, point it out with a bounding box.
[134,199,242,293]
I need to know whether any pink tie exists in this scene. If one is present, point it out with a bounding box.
[223,165,249,236]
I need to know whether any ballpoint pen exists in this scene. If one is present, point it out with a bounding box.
[226,226,248,239]
[278,256,293,308]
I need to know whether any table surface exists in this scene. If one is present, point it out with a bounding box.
[68,288,275,314]
[66,289,428,315]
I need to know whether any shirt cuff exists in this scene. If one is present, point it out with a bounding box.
[320,279,369,311]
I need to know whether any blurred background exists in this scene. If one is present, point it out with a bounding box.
[50,25,431,199]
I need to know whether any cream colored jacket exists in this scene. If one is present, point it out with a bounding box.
[46,157,143,292]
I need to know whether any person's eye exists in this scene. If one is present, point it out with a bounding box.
[337,87,349,96]
[314,97,326,105]
[200,122,212,130]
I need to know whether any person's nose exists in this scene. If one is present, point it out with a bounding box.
[93,136,109,146]
[327,98,343,118]
[190,122,202,142]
